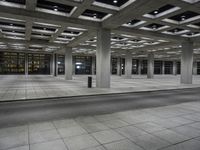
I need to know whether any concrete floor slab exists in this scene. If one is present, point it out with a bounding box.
[1,75,200,101]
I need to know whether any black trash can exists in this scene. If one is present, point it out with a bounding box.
[88,76,92,88]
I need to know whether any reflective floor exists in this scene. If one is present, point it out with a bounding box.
[0,75,200,101]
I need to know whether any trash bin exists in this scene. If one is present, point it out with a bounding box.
[88,76,92,88]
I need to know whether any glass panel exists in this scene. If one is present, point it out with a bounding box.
[197,62,200,75]
[0,52,25,74]
[58,55,65,75]
[132,59,138,74]
[154,60,162,74]
[165,61,173,74]
[28,53,50,74]
[111,58,117,75]
[74,56,92,75]
[141,60,147,74]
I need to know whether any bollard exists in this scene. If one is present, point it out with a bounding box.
[88,76,92,88]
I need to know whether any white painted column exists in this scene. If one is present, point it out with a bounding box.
[91,56,96,75]
[96,28,111,88]
[193,61,197,75]
[65,47,73,80]
[138,59,141,75]
[25,53,28,75]
[125,51,132,79]
[147,53,154,79]
[162,61,165,75]
[117,57,121,76]
[181,41,193,84]
[173,61,177,75]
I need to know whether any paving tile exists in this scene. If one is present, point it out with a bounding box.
[91,129,125,144]
[152,129,190,144]
[130,133,170,150]
[188,122,200,130]
[57,126,87,138]
[0,126,28,138]
[29,129,60,144]
[64,134,99,150]
[6,145,29,150]
[53,119,78,129]
[84,146,106,150]
[170,125,200,138]
[104,139,143,150]
[79,122,109,133]
[161,139,200,150]
[102,119,129,129]
[134,122,166,133]
[116,125,147,139]
[29,122,55,133]
[0,131,28,150]
[30,139,67,150]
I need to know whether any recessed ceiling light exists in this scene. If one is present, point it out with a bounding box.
[181,15,185,21]
[113,0,118,3]
[154,10,158,14]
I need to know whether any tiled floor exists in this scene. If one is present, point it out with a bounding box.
[0,101,200,150]
[0,75,200,101]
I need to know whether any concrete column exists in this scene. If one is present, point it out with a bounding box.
[73,57,75,75]
[25,53,28,75]
[50,54,53,75]
[181,41,193,84]
[96,28,111,88]
[147,53,154,79]
[138,59,142,75]
[193,61,197,75]
[162,61,165,74]
[91,56,96,75]
[125,51,132,79]
[110,57,113,75]
[65,47,73,80]
[173,61,177,75]
[52,53,57,77]
[117,57,121,76]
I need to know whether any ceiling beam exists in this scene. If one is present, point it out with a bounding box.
[0,5,100,29]
[71,0,94,18]
[102,0,167,29]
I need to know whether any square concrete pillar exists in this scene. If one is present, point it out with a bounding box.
[50,54,53,75]
[117,57,122,76]
[52,53,57,76]
[181,41,193,84]
[173,61,177,75]
[162,61,165,75]
[125,51,132,79]
[65,47,73,80]
[147,53,154,79]
[193,61,197,75]
[96,28,111,88]
[91,56,96,75]
[25,53,28,75]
